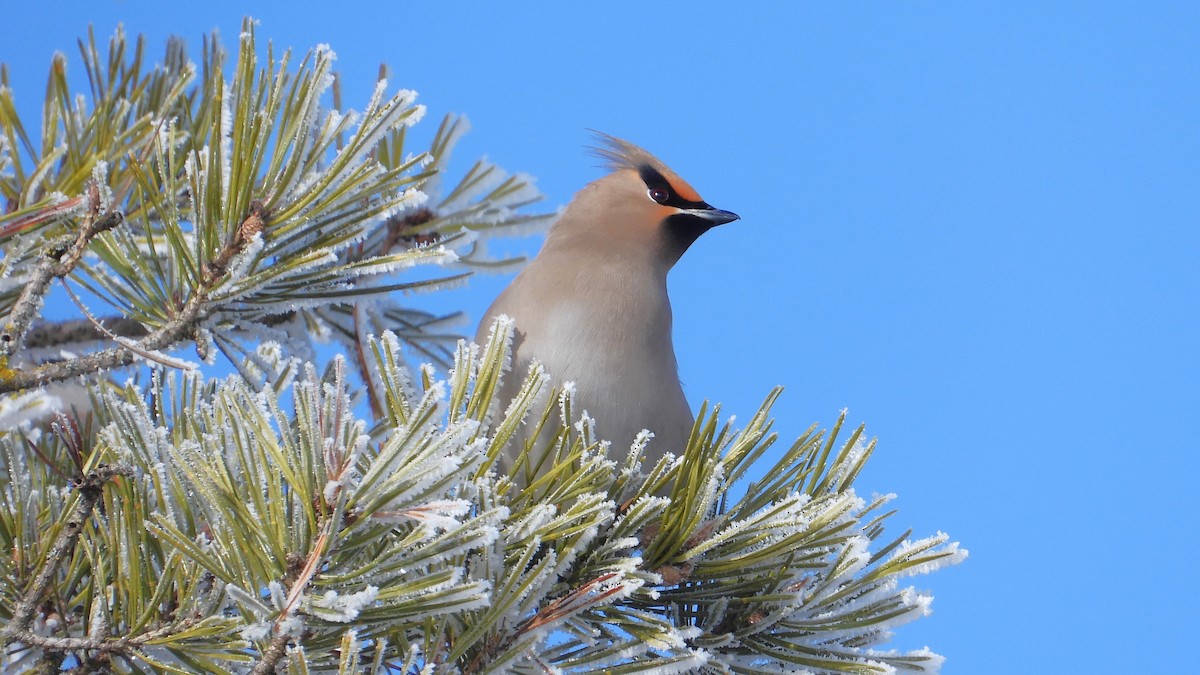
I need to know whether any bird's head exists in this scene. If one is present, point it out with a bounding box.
[548,132,739,268]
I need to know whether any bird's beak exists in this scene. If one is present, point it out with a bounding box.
[685,205,740,226]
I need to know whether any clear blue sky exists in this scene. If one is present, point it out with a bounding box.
[3,3,1197,672]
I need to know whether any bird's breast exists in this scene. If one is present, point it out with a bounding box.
[508,275,691,450]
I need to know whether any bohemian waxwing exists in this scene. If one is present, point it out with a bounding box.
[477,132,739,481]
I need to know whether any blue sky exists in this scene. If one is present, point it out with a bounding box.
[3,2,1198,672]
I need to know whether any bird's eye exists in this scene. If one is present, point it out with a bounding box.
[648,187,670,204]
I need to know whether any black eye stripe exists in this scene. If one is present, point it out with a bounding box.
[638,165,709,210]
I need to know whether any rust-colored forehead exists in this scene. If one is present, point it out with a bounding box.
[589,132,704,203]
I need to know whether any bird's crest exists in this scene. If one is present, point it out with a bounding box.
[587,131,703,203]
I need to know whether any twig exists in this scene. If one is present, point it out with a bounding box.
[8,617,201,654]
[463,573,625,674]
[351,303,384,420]
[0,294,205,394]
[1,464,133,646]
[0,343,144,393]
[61,279,195,370]
[0,194,88,239]
[23,317,150,351]
[250,523,332,675]
[250,631,293,675]
[20,311,304,354]
[1,210,123,359]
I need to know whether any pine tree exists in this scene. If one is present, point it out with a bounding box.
[0,21,966,674]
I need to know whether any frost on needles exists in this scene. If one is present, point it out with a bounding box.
[0,19,964,674]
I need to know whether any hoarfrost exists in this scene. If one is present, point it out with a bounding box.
[382,499,472,531]
[267,580,287,608]
[438,162,511,213]
[218,82,233,201]
[498,172,543,206]
[278,612,305,637]
[22,145,66,204]
[511,503,557,541]
[90,160,114,212]
[322,479,342,504]
[314,43,336,63]
[310,585,379,622]
[890,533,969,577]
[226,583,275,642]
[240,622,271,642]
[842,534,872,577]
[0,389,62,428]
[629,646,708,675]
[559,382,576,426]
[156,116,187,150]
[631,429,654,454]
[574,412,597,443]
[221,230,265,283]
[377,186,429,222]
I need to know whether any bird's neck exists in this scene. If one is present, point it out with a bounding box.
[522,236,673,324]
[540,229,677,281]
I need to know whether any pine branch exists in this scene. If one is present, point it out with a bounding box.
[0,22,552,401]
[7,617,201,655]
[1,324,964,673]
[250,522,335,674]
[0,208,123,359]
[250,632,293,675]
[0,292,201,393]
[23,316,150,350]
[0,464,132,645]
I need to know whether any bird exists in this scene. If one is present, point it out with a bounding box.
[476,132,739,482]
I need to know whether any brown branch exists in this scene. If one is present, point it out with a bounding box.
[1,342,142,393]
[8,617,202,656]
[464,573,625,675]
[20,309,307,354]
[23,317,150,351]
[250,522,332,675]
[0,294,204,394]
[1,210,123,359]
[0,307,309,394]
[381,207,438,253]
[61,279,196,370]
[250,631,293,675]
[0,464,133,647]
[351,304,384,420]
[0,194,88,238]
